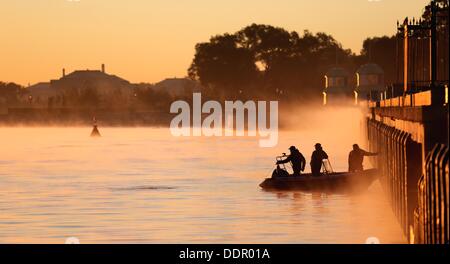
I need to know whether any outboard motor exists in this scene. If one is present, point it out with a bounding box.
[272,165,289,178]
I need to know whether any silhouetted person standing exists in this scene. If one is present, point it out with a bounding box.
[276,146,306,176]
[348,144,377,172]
[310,143,328,176]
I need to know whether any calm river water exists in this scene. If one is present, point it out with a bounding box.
[0,108,405,243]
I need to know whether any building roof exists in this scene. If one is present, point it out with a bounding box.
[27,82,58,96]
[28,82,50,91]
[153,78,202,96]
[61,70,130,84]
[357,63,384,75]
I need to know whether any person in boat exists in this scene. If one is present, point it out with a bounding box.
[348,144,378,172]
[310,143,328,176]
[276,146,306,176]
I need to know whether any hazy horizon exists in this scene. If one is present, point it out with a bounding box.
[1,0,428,86]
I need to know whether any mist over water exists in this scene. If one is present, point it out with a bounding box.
[0,105,405,243]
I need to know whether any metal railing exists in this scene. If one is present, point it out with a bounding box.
[367,119,423,240]
[415,144,449,244]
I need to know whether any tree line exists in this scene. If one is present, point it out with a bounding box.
[188,24,397,102]
[0,82,25,106]
[2,24,398,108]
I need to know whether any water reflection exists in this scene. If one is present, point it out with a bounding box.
[0,110,405,243]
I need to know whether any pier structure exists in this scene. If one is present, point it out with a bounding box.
[366,0,449,244]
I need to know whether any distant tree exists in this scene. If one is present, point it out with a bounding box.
[236,24,296,70]
[78,86,101,108]
[0,82,24,105]
[135,85,173,111]
[188,24,354,101]
[293,31,354,98]
[236,24,301,98]
[58,82,100,108]
[188,34,258,99]
[356,36,397,85]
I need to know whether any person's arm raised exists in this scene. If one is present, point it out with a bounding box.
[363,150,378,156]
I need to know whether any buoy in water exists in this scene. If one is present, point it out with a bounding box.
[90,117,101,137]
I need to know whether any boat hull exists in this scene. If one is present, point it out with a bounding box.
[259,169,379,192]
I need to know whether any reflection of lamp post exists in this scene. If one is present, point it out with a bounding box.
[354,91,358,105]
[445,85,448,105]
[322,92,327,105]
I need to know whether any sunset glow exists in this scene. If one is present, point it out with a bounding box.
[0,0,428,85]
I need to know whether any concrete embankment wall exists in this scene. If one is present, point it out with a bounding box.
[367,118,423,242]
[367,105,449,244]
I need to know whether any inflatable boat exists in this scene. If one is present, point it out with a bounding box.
[259,168,379,191]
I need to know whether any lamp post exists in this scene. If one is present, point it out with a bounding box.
[397,0,446,94]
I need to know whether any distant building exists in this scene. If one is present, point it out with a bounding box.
[322,67,352,105]
[355,63,384,101]
[51,67,131,95]
[27,82,54,103]
[23,67,203,109]
[322,63,385,105]
[152,78,202,97]
[26,65,135,108]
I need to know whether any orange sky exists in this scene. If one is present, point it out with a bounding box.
[0,0,428,86]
